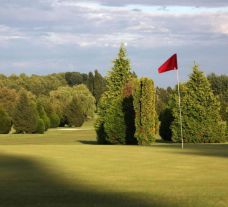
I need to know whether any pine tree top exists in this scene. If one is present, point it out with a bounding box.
[176,64,221,122]
[106,44,131,97]
[117,43,127,60]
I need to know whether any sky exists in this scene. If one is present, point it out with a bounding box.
[0,0,228,87]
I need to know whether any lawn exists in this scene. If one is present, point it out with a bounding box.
[0,123,227,207]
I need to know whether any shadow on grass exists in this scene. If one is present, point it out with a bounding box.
[151,143,228,158]
[0,153,178,207]
[78,140,98,145]
[79,138,228,159]
[155,139,173,144]
[80,139,173,146]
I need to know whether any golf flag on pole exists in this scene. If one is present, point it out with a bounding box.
[157,53,184,149]
[158,54,178,73]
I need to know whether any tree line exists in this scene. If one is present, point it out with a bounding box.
[0,45,227,143]
[0,71,106,134]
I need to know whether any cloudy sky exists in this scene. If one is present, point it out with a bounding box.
[0,0,228,87]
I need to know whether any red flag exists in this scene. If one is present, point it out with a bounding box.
[158,54,178,73]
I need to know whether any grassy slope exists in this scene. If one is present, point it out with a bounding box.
[0,123,228,207]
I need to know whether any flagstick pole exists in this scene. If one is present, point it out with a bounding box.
[176,68,184,149]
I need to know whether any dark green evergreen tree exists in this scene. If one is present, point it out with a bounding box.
[133,78,157,145]
[156,87,174,141]
[65,97,85,127]
[94,70,106,104]
[96,44,131,144]
[159,108,173,141]
[171,65,226,143]
[95,118,108,144]
[0,107,12,134]
[86,72,94,95]
[122,79,137,144]
[13,91,39,134]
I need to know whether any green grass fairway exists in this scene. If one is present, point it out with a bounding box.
[0,124,228,207]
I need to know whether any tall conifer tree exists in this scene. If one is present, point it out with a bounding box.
[133,78,157,145]
[0,107,12,134]
[87,72,94,94]
[96,44,131,144]
[171,65,226,143]
[13,91,39,134]
[94,70,106,104]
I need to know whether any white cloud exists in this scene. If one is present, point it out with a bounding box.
[0,0,227,86]
[0,1,227,50]
[0,25,27,44]
[212,14,228,35]
[43,32,142,47]
[85,0,228,7]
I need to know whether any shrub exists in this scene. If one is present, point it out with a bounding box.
[36,119,45,134]
[0,107,12,134]
[94,117,108,144]
[49,113,60,128]
[37,102,50,131]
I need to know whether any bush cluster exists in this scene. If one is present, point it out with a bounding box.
[96,45,157,145]
[96,46,227,144]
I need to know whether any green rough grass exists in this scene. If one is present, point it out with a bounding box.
[0,123,228,207]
